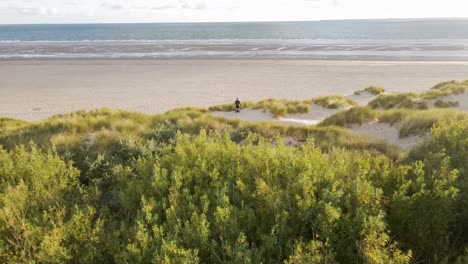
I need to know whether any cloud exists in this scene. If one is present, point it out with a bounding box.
[130,4,177,11]
[8,6,59,16]
[64,1,79,5]
[100,1,124,10]
[179,0,207,10]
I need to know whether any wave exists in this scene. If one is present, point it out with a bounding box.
[1,39,468,44]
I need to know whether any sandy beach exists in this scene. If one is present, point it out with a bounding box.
[1,59,468,121]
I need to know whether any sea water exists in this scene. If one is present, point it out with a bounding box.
[1,19,468,60]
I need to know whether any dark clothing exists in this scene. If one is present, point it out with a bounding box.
[235,99,241,113]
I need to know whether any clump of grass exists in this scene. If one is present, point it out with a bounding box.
[209,99,310,117]
[0,118,28,135]
[0,108,156,149]
[399,109,467,137]
[434,100,460,108]
[252,99,311,117]
[354,86,385,96]
[209,101,255,112]
[378,109,412,125]
[424,81,468,99]
[422,89,453,100]
[431,80,458,90]
[364,86,385,95]
[368,93,427,110]
[92,129,120,150]
[320,107,379,127]
[312,96,357,109]
[50,133,82,147]
[240,120,400,157]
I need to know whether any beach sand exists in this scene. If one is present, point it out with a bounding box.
[1,59,468,121]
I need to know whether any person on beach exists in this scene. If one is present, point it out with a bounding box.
[235,98,241,113]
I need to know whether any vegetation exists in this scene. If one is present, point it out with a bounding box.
[320,106,468,139]
[208,101,255,112]
[1,80,468,263]
[252,99,311,117]
[398,109,467,137]
[209,99,311,117]
[1,113,468,263]
[367,81,466,111]
[368,93,428,110]
[354,86,385,96]
[312,95,357,109]
[434,99,460,108]
[365,86,385,95]
[209,96,357,117]
[320,107,379,127]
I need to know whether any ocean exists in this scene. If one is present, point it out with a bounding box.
[1,19,468,60]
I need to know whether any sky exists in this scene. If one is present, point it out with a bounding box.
[0,0,467,24]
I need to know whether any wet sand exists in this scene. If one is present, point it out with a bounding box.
[1,59,468,121]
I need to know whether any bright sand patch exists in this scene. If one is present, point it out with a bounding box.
[346,91,379,106]
[2,60,468,121]
[211,109,276,123]
[351,122,425,151]
[424,91,468,111]
[278,104,344,125]
[212,103,344,126]
[437,92,468,111]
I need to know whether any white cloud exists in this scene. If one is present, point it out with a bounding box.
[100,1,124,10]
[8,5,59,16]
[65,1,79,5]
[0,0,467,24]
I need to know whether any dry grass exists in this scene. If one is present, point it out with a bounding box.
[434,100,460,108]
[398,109,467,137]
[368,93,428,110]
[320,107,379,127]
[210,99,311,117]
[312,95,357,109]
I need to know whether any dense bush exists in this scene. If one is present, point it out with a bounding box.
[1,80,468,262]
[0,116,467,262]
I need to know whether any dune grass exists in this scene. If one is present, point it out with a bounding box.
[378,109,412,125]
[0,108,156,149]
[434,99,460,108]
[320,107,379,127]
[157,107,398,156]
[364,86,385,95]
[209,99,311,117]
[209,96,357,117]
[0,106,401,158]
[252,99,311,117]
[398,109,468,137]
[367,81,467,110]
[208,101,255,112]
[368,93,428,110]
[312,95,357,109]
[318,105,468,139]
[354,86,385,96]
[422,80,468,100]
